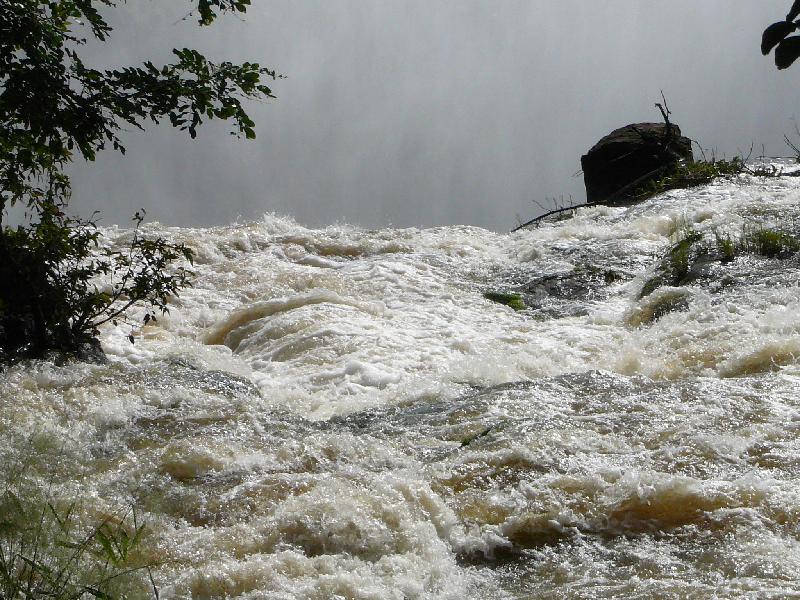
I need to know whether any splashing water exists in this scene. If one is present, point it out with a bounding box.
[2,170,800,598]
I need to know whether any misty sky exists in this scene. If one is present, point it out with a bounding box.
[67,1,800,231]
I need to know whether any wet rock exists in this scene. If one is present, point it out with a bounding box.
[524,271,593,302]
[39,338,108,366]
[74,338,108,364]
[639,232,705,298]
[126,357,260,399]
[483,291,526,310]
[524,265,627,301]
[491,265,630,320]
[581,123,693,204]
[628,288,692,326]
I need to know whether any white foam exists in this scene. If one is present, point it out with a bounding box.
[5,175,800,598]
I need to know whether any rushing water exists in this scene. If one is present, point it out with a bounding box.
[2,171,800,599]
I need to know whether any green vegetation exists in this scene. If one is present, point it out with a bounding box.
[0,209,194,362]
[636,158,746,202]
[0,490,154,599]
[741,227,800,257]
[636,156,787,204]
[639,229,703,298]
[713,225,800,261]
[641,223,800,299]
[483,291,527,311]
[715,229,737,263]
[0,1,278,361]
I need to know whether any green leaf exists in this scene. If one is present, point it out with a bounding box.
[95,528,118,563]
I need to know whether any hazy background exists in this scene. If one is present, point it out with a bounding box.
[67,0,800,231]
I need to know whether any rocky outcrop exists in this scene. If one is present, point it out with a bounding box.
[581,123,693,205]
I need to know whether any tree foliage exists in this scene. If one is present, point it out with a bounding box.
[762,1,800,69]
[0,0,278,361]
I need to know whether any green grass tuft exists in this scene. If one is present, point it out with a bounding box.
[715,225,800,260]
[0,488,155,600]
[636,158,746,201]
[746,227,800,257]
[642,223,800,299]
[714,230,737,263]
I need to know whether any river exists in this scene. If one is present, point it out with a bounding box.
[2,170,800,599]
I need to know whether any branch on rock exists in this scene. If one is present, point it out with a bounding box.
[511,164,671,232]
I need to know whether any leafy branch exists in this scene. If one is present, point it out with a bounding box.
[0,0,278,360]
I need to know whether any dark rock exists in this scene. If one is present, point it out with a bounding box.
[74,338,108,364]
[581,123,693,205]
[483,291,526,310]
[523,265,627,303]
[39,335,108,366]
[639,232,704,299]
[524,272,594,302]
[512,265,634,320]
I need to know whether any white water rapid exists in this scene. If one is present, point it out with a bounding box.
[2,170,800,599]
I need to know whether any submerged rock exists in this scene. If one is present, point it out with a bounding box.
[483,291,526,311]
[581,122,693,204]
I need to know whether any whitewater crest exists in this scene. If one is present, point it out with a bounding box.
[2,172,800,598]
